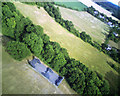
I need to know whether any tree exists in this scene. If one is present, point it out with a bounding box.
[41,34,50,44]
[23,33,43,56]
[7,17,16,28]
[6,41,31,61]
[84,81,101,95]
[6,2,16,12]
[51,52,67,72]
[2,5,13,18]
[60,48,70,60]
[2,22,15,38]
[42,44,55,63]
[100,80,110,95]
[49,42,60,54]
[22,17,33,26]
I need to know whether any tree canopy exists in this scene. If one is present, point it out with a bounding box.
[6,41,31,61]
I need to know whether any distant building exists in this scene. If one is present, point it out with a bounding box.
[105,45,112,51]
[118,27,120,29]
[99,15,105,19]
[94,11,98,14]
[109,24,114,28]
[108,22,112,25]
[28,58,64,86]
[113,32,118,37]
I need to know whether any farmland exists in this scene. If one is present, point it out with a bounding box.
[55,0,87,11]
[14,3,120,93]
[56,5,109,44]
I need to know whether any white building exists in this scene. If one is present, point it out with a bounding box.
[94,11,98,14]
[113,32,118,37]
[105,45,112,51]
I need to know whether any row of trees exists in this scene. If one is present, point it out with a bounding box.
[37,2,120,63]
[85,6,119,26]
[107,62,120,74]
[85,6,120,43]
[107,27,120,43]
[2,2,110,95]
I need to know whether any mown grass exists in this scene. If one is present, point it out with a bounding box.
[56,5,109,44]
[14,2,120,93]
[55,0,87,11]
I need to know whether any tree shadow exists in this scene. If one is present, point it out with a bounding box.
[1,35,14,47]
[107,61,120,74]
[104,71,120,95]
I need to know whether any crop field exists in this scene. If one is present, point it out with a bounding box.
[56,5,109,44]
[14,2,119,93]
[55,0,87,11]
[2,36,75,94]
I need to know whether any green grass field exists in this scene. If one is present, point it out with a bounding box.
[2,36,75,94]
[56,6,109,44]
[55,0,87,11]
[14,2,119,93]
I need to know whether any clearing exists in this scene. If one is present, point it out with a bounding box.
[56,5,109,44]
[2,36,76,94]
[14,2,119,93]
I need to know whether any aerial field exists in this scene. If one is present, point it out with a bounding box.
[56,5,109,44]
[2,37,75,94]
[55,0,87,11]
[14,2,119,93]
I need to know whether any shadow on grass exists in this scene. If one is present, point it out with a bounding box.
[107,61,120,74]
[104,71,120,95]
[2,35,14,47]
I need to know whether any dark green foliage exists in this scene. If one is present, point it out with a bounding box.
[22,33,43,57]
[50,42,61,54]
[5,2,16,12]
[6,41,31,61]
[41,34,50,44]
[107,62,120,74]
[64,59,110,95]
[2,5,13,18]
[26,25,43,36]
[80,32,92,42]
[51,52,67,72]
[22,17,33,26]
[60,48,70,60]
[6,17,16,28]
[41,44,55,63]
[2,22,15,38]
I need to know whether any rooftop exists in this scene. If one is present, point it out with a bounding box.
[28,58,64,86]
